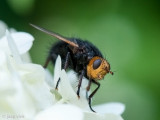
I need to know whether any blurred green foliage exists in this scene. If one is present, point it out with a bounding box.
[0,0,160,120]
[7,0,35,15]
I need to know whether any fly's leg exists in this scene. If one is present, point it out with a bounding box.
[43,56,51,68]
[76,70,85,98]
[88,80,100,112]
[55,52,70,90]
[63,52,71,70]
[43,54,57,68]
[86,79,92,100]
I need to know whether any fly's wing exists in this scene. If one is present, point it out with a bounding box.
[30,23,79,48]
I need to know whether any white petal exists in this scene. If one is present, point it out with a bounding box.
[35,104,84,120]
[84,112,123,120]
[93,102,125,115]
[10,32,34,54]
[45,69,54,88]
[0,20,7,38]
[0,36,10,54]
[15,63,44,83]
[1,31,34,56]
[9,28,17,33]
[6,30,22,63]
[13,63,55,109]
[59,69,77,100]
[59,70,89,110]
[53,55,62,87]
[0,72,14,95]
[5,72,36,119]
[1,57,37,119]
[21,52,32,63]
[24,80,55,110]
[0,50,6,66]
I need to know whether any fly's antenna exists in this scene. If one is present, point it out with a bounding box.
[109,70,114,75]
[30,23,79,48]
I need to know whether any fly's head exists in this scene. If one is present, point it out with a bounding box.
[87,56,113,80]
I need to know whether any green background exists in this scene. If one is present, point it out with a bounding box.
[0,0,160,119]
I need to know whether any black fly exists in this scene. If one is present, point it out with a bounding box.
[30,24,113,112]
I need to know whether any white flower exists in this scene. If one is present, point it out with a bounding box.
[0,22,54,119]
[35,56,125,120]
[0,21,125,120]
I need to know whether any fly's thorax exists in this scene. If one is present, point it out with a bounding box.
[87,56,111,80]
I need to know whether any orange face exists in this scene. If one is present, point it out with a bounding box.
[87,56,113,80]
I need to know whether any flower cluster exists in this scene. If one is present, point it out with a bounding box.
[0,21,54,119]
[0,21,125,120]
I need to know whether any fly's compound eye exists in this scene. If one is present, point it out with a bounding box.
[93,59,102,69]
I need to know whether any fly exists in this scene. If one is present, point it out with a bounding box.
[30,23,113,112]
